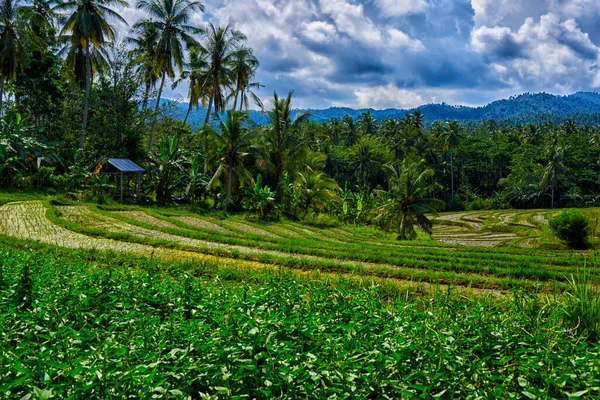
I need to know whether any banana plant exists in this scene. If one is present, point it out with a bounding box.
[244,174,276,219]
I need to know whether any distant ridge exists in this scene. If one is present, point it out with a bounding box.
[164,91,600,127]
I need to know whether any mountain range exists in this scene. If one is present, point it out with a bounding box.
[164,91,600,127]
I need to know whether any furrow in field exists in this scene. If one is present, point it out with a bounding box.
[219,220,281,238]
[174,215,236,234]
[116,211,187,231]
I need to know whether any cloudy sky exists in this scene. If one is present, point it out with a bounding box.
[117,0,600,109]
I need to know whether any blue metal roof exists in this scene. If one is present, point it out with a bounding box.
[105,158,146,174]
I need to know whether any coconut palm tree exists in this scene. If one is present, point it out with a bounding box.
[207,110,259,213]
[342,115,358,146]
[265,90,310,190]
[0,0,44,115]
[128,21,160,110]
[229,46,261,110]
[135,0,204,151]
[378,159,444,240]
[172,45,209,125]
[199,23,245,124]
[357,110,378,135]
[352,141,375,192]
[293,166,340,219]
[54,0,128,150]
[540,144,568,208]
[438,120,463,198]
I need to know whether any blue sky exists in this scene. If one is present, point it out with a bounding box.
[118,0,600,109]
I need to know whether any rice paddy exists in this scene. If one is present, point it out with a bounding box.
[2,200,600,398]
[1,200,599,292]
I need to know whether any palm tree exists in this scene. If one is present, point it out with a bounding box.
[438,120,463,198]
[352,142,375,192]
[230,46,261,111]
[357,110,378,135]
[342,115,358,146]
[135,0,204,151]
[378,159,444,240]
[207,110,259,212]
[328,117,340,145]
[0,0,43,114]
[199,23,245,124]
[128,21,159,110]
[54,0,127,150]
[540,145,568,208]
[172,45,208,125]
[265,91,310,191]
[293,166,340,219]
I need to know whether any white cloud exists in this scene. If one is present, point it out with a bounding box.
[471,13,600,90]
[352,84,425,109]
[301,21,338,43]
[374,0,429,17]
[472,0,521,26]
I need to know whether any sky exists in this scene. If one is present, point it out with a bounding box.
[117,0,600,110]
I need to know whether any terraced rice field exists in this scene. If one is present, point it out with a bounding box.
[1,201,599,292]
[431,209,563,247]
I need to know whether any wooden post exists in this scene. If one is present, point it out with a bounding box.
[137,175,141,203]
[120,173,123,202]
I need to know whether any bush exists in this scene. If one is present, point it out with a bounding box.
[549,210,591,249]
[304,213,340,228]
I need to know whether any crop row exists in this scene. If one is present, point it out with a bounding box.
[47,203,597,289]
[1,242,598,398]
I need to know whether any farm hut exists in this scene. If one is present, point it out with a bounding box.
[97,158,146,202]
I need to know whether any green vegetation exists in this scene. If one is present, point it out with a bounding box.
[3,0,600,396]
[549,210,591,249]
[1,239,600,398]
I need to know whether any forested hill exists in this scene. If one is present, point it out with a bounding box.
[170,91,600,127]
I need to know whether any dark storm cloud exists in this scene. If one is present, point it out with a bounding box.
[121,0,600,108]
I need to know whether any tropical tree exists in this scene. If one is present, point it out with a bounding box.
[0,0,44,114]
[199,23,245,124]
[182,156,209,206]
[342,115,358,146]
[438,120,463,197]
[146,135,187,204]
[377,159,444,240]
[264,91,310,191]
[135,0,204,151]
[352,142,375,192]
[244,173,276,219]
[54,0,128,150]
[357,110,377,135]
[128,21,159,110]
[292,166,340,219]
[540,144,568,208]
[230,45,261,111]
[172,45,208,125]
[207,110,259,212]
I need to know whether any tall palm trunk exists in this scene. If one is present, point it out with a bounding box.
[148,70,166,152]
[142,79,151,110]
[224,164,234,213]
[80,40,92,150]
[232,80,240,110]
[204,92,213,124]
[0,76,4,117]
[183,101,192,124]
[450,151,454,198]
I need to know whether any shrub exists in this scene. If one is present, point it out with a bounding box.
[563,271,600,341]
[549,210,591,249]
[304,213,340,228]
